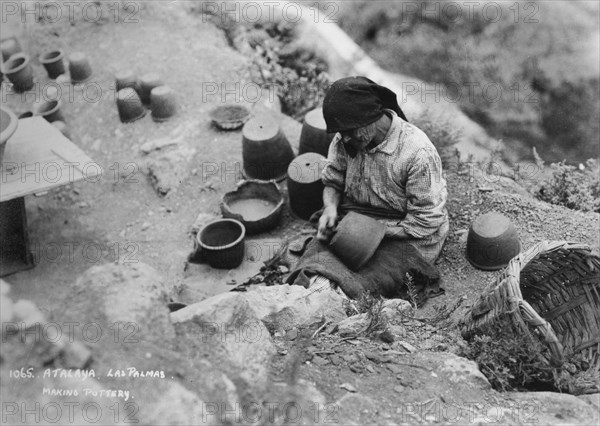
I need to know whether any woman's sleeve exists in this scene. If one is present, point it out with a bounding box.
[321,134,347,192]
[399,148,448,238]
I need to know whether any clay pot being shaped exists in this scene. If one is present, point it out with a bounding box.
[39,50,66,79]
[299,107,335,158]
[139,72,162,105]
[68,52,92,83]
[242,115,295,181]
[1,37,21,62]
[116,88,146,123]
[196,219,246,269]
[466,211,522,271]
[329,211,386,271]
[221,180,284,235]
[115,69,140,93]
[1,106,18,164]
[33,99,64,123]
[150,86,177,122]
[1,53,34,92]
[287,152,327,220]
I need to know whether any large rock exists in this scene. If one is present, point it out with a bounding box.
[139,382,210,425]
[241,281,347,333]
[334,393,377,426]
[335,313,369,337]
[71,262,174,344]
[171,292,275,388]
[437,352,491,390]
[507,391,600,425]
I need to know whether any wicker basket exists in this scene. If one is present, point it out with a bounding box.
[459,241,600,394]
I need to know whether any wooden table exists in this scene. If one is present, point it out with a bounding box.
[0,117,101,277]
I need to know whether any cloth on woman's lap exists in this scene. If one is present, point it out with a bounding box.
[286,237,444,306]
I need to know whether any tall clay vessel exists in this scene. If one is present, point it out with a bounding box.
[242,115,295,181]
[298,107,335,158]
[287,152,327,220]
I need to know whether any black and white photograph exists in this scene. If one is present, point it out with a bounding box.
[1,1,599,424]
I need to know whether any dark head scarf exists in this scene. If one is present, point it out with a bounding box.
[322,76,408,133]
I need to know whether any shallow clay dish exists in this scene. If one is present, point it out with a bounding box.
[209,104,251,130]
[221,180,284,235]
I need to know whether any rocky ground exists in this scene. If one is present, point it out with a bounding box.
[1,2,599,425]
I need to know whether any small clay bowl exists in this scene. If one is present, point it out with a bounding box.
[33,99,64,123]
[68,52,92,83]
[116,88,146,123]
[39,49,66,79]
[209,104,251,130]
[115,69,140,93]
[221,180,284,235]
[1,106,18,164]
[466,211,522,271]
[150,85,177,122]
[139,72,162,105]
[329,211,386,271]
[1,52,34,92]
[196,219,246,269]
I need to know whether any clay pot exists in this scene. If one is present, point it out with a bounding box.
[196,219,246,269]
[1,37,21,62]
[329,212,386,271]
[466,212,522,271]
[299,107,335,158]
[150,86,177,122]
[1,53,34,92]
[115,69,140,93]
[33,99,64,123]
[209,104,251,130]
[39,50,66,79]
[116,88,146,123]
[68,52,92,83]
[1,106,18,164]
[242,115,295,181]
[221,180,284,235]
[139,73,162,105]
[287,152,327,220]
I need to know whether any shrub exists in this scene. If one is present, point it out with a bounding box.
[536,159,600,213]
[412,111,462,166]
[460,321,556,392]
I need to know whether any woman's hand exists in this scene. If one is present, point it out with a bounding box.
[317,206,338,242]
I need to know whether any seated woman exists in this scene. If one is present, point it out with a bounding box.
[317,76,449,264]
